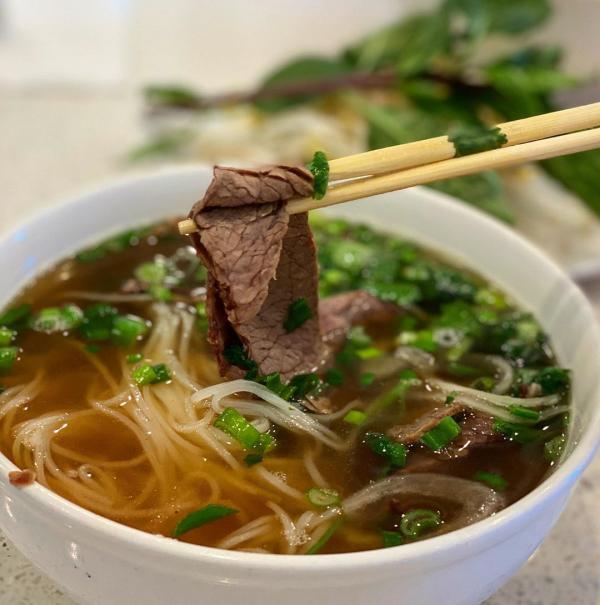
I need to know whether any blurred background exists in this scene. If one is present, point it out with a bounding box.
[0,2,600,602]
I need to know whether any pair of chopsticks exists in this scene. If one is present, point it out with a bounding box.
[178,102,600,235]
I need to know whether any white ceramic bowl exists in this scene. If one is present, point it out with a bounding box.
[0,167,599,605]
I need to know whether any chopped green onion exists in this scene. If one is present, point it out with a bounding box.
[420,416,461,451]
[544,433,566,463]
[244,453,263,467]
[0,347,18,373]
[473,470,508,491]
[30,305,83,334]
[214,407,275,452]
[364,432,407,468]
[132,363,171,386]
[359,372,376,388]
[400,509,442,539]
[134,260,167,285]
[126,353,143,364]
[85,344,101,354]
[149,285,172,302]
[307,487,340,508]
[0,304,32,327]
[449,125,507,157]
[508,404,540,421]
[306,517,342,554]
[471,376,495,392]
[0,327,16,346]
[79,304,119,341]
[444,391,458,405]
[355,347,382,360]
[283,298,313,333]
[308,150,330,201]
[111,314,149,347]
[325,368,344,386]
[535,367,570,395]
[398,329,438,353]
[493,420,544,444]
[382,530,404,548]
[173,504,238,538]
[344,410,367,426]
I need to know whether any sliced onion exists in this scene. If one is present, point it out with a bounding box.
[394,346,437,374]
[342,473,504,535]
[465,354,514,395]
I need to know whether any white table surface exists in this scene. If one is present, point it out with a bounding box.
[1,88,600,605]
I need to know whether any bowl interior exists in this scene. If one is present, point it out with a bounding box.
[1,165,599,560]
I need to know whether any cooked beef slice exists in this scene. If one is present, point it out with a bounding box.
[387,403,464,445]
[319,290,400,349]
[441,412,504,458]
[189,165,323,379]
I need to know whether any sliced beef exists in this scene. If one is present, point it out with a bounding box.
[387,403,464,445]
[319,290,400,349]
[189,165,323,380]
[441,412,504,458]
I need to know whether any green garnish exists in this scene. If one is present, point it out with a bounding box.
[444,391,458,405]
[172,504,238,538]
[473,470,508,491]
[0,304,32,327]
[85,344,101,354]
[382,530,404,548]
[149,285,172,302]
[364,432,407,468]
[244,453,263,467]
[325,368,344,386]
[308,150,329,200]
[306,517,343,554]
[535,367,570,395]
[126,353,143,364]
[134,260,168,285]
[343,410,367,426]
[0,327,16,347]
[223,344,257,372]
[111,314,149,347]
[544,433,566,462]
[0,347,18,373]
[420,416,461,451]
[400,509,442,539]
[195,302,208,333]
[449,125,507,157]
[132,363,171,386]
[493,419,545,444]
[508,404,541,421]
[30,305,83,334]
[359,372,376,388]
[283,298,313,333]
[214,407,275,452]
[306,487,341,508]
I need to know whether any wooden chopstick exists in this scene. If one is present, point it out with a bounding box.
[177,104,600,236]
[328,101,600,179]
[289,128,600,214]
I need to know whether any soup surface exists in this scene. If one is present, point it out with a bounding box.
[0,216,570,554]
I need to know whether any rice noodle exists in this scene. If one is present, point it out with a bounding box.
[395,346,437,373]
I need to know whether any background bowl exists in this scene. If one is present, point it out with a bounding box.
[0,167,599,605]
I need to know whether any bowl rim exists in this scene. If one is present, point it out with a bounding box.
[1,165,600,572]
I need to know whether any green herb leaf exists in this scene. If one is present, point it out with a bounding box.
[283,298,313,333]
[308,151,330,200]
[449,125,507,157]
[223,345,257,372]
[173,504,238,538]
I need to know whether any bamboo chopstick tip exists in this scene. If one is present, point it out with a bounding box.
[178,218,197,235]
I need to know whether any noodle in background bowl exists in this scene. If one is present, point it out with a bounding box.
[0,166,599,605]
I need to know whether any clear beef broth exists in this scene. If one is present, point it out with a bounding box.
[0,218,569,554]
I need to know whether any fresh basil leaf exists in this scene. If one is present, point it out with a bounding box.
[255,56,351,112]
